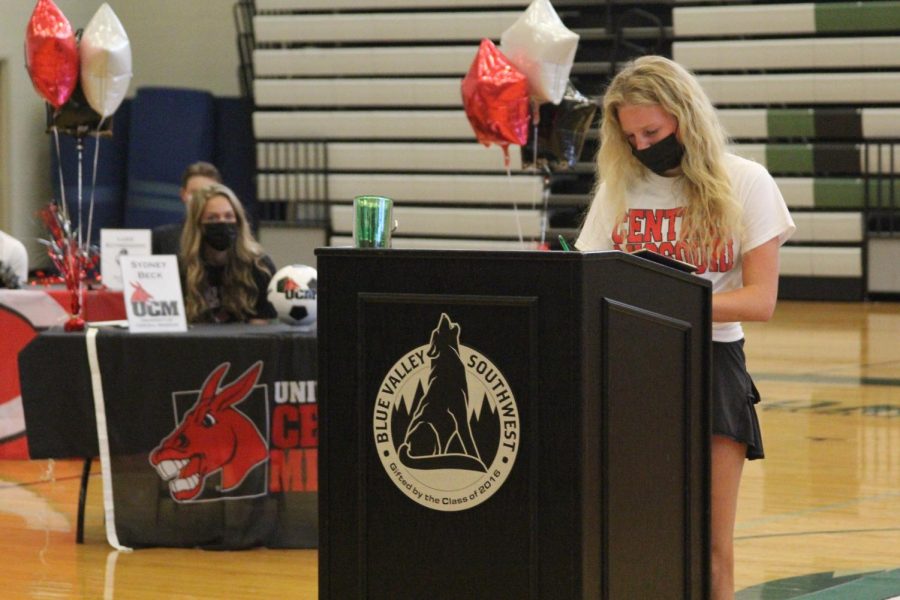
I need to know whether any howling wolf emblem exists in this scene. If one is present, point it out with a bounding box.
[149,361,267,501]
[398,314,486,472]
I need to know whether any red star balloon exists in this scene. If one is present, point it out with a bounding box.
[24,0,79,109]
[461,39,531,165]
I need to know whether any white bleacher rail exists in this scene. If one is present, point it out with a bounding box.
[254,79,462,107]
[696,73,899,106]
[674,38,900,71]
[254,46,475,77]
[253,12,521,43]
[256,0,530,10]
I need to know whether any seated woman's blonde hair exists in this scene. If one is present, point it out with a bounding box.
[180,183,271,323]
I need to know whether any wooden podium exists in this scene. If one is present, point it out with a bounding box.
[316,249,712,599]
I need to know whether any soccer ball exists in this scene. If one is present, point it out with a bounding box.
[267,264,318,327]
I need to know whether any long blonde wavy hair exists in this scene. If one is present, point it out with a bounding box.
[180,184,271,323]
[596,55,741,260]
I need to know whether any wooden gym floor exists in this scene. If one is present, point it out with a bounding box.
[1,300,898,599]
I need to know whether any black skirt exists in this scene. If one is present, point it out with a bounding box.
[712,340,764,460]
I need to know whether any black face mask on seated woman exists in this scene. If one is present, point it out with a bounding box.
[631,132,684,175]
[202,222,238,251]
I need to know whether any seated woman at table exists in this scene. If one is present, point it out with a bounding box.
[180,183,277,324]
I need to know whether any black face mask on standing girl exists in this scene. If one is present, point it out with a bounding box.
[631,132,685,175]
[202,222,238,251]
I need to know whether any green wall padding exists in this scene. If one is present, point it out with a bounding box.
[816,1,900,33]
[767,145,814,173]
[814,178,864,209]
[768,110,816,138]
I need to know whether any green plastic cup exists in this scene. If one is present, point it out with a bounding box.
[353,195,394,248]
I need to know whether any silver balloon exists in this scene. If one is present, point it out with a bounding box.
[500,0,579,105]
[79,3,132,118]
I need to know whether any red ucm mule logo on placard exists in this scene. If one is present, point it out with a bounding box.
[373,313,519,511]
[129,280,180,317]
[149,361,268,502]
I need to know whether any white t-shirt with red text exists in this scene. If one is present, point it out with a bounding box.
[576,153,795,343]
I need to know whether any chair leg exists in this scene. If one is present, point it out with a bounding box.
[76,457,93,544]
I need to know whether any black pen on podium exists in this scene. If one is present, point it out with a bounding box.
[558,235,572,252]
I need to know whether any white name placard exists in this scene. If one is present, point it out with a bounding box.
[100,229,152,291]
[119,255,187,333]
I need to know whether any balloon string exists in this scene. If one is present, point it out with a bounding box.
[530,100,540,246]
[512,202,525,249]
[76,136,84,249]
[85,118,106,252]
[505,164,525,249]
[540,171,551,246]
[52,126,68,222]
[531,99,539,178]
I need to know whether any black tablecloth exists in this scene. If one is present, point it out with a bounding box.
[19,324,318,549]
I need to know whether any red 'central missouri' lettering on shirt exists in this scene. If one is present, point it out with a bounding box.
[611,208,735,275]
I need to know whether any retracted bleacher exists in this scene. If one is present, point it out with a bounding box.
[245,0,671,250]
[250,0,540,249]
[240,0,899,298]
[673,0,900,299]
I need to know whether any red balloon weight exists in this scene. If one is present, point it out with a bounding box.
[24,0,79,109]
[64,316,85,332]
[461,39,531,160]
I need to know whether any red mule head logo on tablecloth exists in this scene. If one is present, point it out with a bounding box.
[149,361,269,502]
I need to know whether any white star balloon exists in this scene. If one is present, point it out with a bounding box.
[79,3,132,118]
[500,0,579,105]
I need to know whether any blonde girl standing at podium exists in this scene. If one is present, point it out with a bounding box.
[576,56,795,599]
[180,183,276,324]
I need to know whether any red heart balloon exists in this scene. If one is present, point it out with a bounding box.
[24,0,79,109]
[461,39,531,162]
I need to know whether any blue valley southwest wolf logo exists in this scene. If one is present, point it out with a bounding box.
[373,313,519,511]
